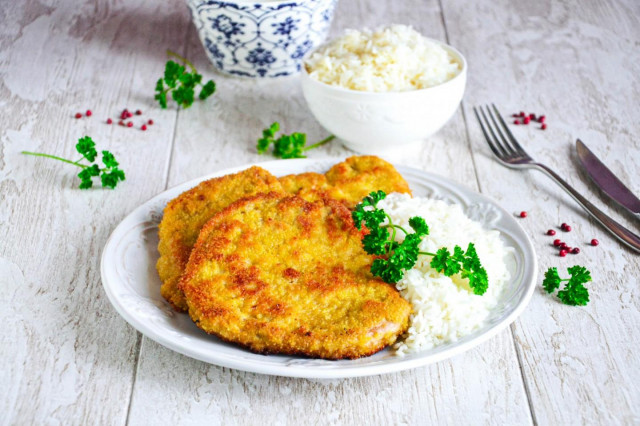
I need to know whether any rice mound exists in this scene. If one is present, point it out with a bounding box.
[377,193,511,355]
[305,24,461,92]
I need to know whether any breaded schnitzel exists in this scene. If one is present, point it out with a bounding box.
[156,166,284,311]
[179,194,411,359]
[326,156,411,208]
[278,172,337,203]
[279,156,411,208]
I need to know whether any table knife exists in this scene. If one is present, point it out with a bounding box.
[576,139,640,219]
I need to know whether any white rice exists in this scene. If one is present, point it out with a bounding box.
[305,24,461,92]
[376,193,511,355]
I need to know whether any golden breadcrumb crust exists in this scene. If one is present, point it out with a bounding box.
[156,166,284,311]
[278,172,339,203]
[179,194,411,359]
[325,156,412,208]
[279,156,412,209]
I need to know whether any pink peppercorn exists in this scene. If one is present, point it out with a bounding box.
[85,110,92,117]
[148,119,154,125]
[541,123,547,130]
[136,109,142,115]
[141,124,147,131]
[523,117,531,124]
[539,115,546,123]
[572,247,580,254]
[514,120,520,125]
[547,229,556,236]
[75,113,82,119]
[553,239,561,246]
[519,211,527,218]
[127,122,133,128]
[591,239,599,246]
[107,118,113,124]
[559,249,568,257]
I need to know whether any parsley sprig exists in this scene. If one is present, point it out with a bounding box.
[154,50,216,109]
[542,266,591,306]
[352,191,489,295]
[256,122,335,159]
[22,136,125,189]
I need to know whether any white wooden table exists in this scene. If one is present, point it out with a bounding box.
[2,0,639,424]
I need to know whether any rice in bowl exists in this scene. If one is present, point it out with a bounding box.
[376,193,511,356]
[305,24,462,92]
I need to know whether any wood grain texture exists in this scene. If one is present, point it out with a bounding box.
[126,0,530,425]
[443,0,640,423]
[2,0,639,424]
[0,0,189,424]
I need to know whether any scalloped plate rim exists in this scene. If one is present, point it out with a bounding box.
[100,158,537,379]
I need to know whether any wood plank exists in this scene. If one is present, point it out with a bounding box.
[0,0,190,423]
[442,0,640,423]
[126,0,531,424]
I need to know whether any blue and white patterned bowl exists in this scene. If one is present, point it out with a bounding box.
[187,0,338,78]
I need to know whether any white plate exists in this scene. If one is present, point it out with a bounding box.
[101,159,537,378]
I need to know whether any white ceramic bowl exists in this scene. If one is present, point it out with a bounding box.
[300,40,467,152]
[187,0,338,78]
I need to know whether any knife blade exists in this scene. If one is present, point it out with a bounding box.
[576,139,640,216]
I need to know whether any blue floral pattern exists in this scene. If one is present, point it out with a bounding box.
[291,40,313,59]
[209,15,244,39]
[205,39,225,59]
[272,17,299,37]
[246,47,276,67]
[187,0,338,78]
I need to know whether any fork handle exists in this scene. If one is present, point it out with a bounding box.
[534,163,640,253]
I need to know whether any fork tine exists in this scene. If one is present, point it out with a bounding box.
[479,106,512,158]
[491,103,529,156]
[473,106,507,160]
[485,105,523,157]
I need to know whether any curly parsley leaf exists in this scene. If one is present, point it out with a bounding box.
[409,216,429,236]
[542,267,561,293]
[430,247,461,276]
[99,150,125,189]
[257,122,279,154]
[22,136,125,190]
[256,121,335,159]
[363,226,390,255]
[567,265,591,284]
[164,60,184,87]
[352,191,387,230]
[544,266,591,306]
[78,164,100,189]
[464,264,488,295]
[371,258,404,284]
[199,80,216,100]
[394,233,422,270]
[353,192,488,295]
[155,79,168,108]
[76,136,97,162]
[101,168,126,189]
[274,133,307,159]
[101,150,118,168]
[155,51,216,109]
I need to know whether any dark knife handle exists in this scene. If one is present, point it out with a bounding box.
[534,163,640,253]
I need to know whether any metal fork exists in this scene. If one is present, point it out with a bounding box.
[474,104,640,253]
